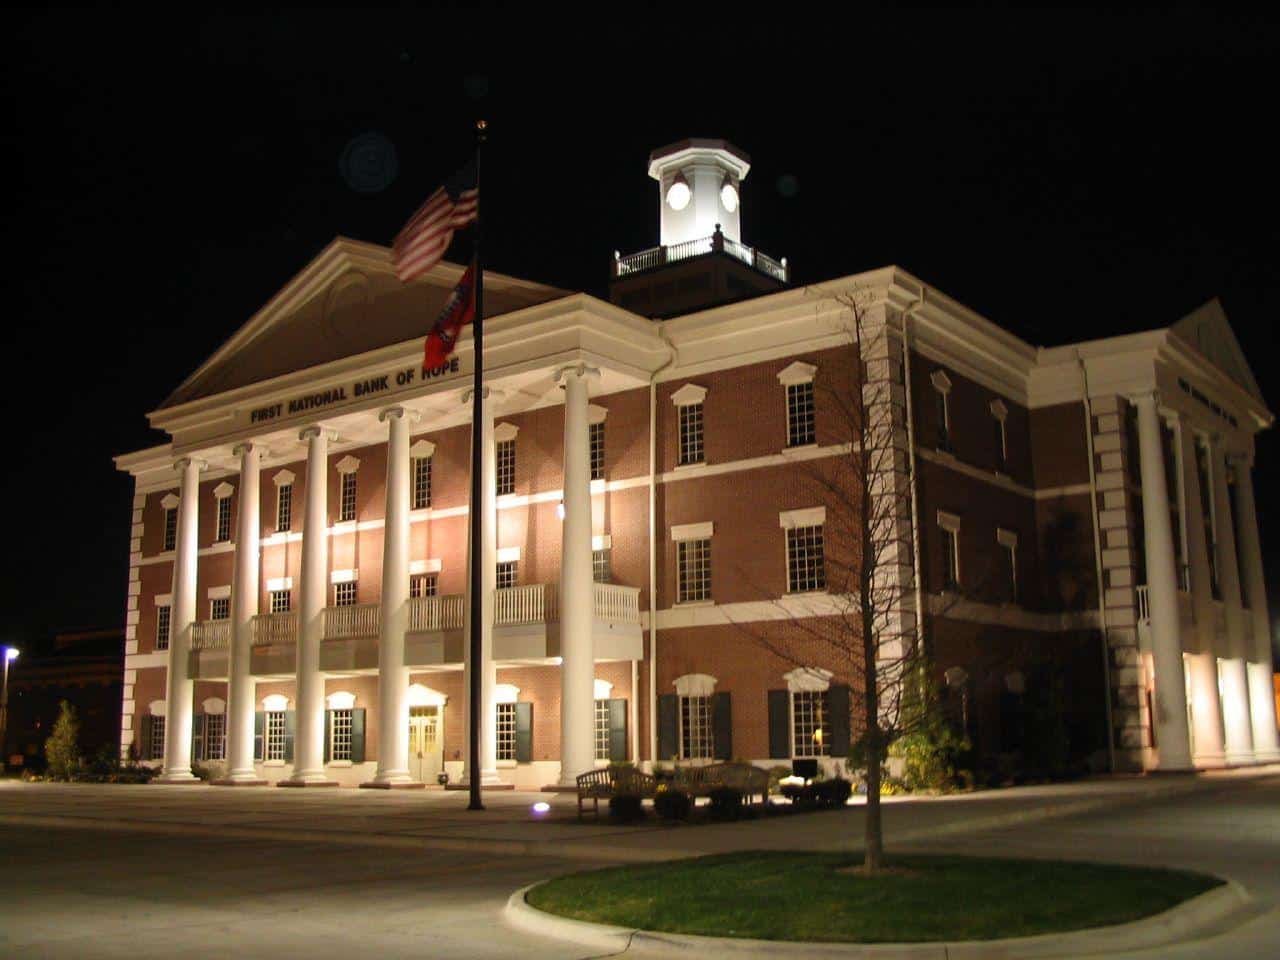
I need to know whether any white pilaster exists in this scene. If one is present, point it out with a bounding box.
[557,364,599,785]
[1231,456,1280,761]
[1208,438,1254,764]
[365,407,420,788]
[157,456,204,783]
[1134,393,1192,770]
[461,389,500,786]
[282,426,337,786]
[221,442,265,784]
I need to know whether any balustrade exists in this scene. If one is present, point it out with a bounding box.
[191,619,232,650]
[251,612,297,646]
[323,602,381,640]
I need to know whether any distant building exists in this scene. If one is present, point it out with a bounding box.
[113,139,1279,789]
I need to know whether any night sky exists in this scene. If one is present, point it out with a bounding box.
[6,9,1279,656]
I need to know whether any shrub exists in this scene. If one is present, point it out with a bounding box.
[780,782,815,807]
[190,761,215,782]
[887,718,971,794]
[609,793,644,822]
[653,786,692,821]
[44,701,81,782]
[815,777,853,808]
[765,765,793,796]
[708,787,743,821]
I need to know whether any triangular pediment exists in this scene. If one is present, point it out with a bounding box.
[160,237,566,410]
[1170,298,1264,404]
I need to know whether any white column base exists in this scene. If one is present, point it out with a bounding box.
[155,770,200,784]
[457,769,505,786]
[360,772,424,790]
[217,769,268,785]
[278,772,339,787]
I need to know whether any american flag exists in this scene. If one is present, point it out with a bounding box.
[392,163,478,282]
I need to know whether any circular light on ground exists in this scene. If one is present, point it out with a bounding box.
[532,801,551,815]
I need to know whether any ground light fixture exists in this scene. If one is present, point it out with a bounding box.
[665,172,691,210]
[531,801,551,816]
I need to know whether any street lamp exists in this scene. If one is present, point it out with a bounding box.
[1,646,18,762]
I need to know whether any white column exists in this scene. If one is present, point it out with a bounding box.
[1209,438,1254,764]
[157,456,204,783]
[461,389,500,786]
[282,426,337,786]
[365,407,420,788]
[1231,455,1280,761]
[557,364,598,784]
[221,442,265,784]
[1134,393,1192,770]
[1178,423,1225,766]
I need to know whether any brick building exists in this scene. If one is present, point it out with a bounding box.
[115,139,1279,787]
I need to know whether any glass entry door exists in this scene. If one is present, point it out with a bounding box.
[408,706,442,782]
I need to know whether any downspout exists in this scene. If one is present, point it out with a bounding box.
[647,328,678,769]
[1078,350,1116,773]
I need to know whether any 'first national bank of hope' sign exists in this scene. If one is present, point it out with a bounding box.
[248,356,462,426]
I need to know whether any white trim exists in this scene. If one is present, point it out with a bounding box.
[593,678,614,699]
[213,481,235,500]
[202,697,226,715]
[783,666,833,693]
[937,510,962,532]
[779,506,826,529]
[671,521,713,542]
[587,404,609,425]
[673,673,717,697]
[326,691,356,710]
[207,585,232,600]
[266,576,293,592]
[671,383,707,406]
[160,493,180,510]
[494,422,519,443]
[776,360,818,386]
[494,683,520,705]
[409,558,442,575]
[273,469,296,487]
[409,439,436,459]
[262,693,290,712]
[407,683,448,707]
[330,568,358,584]
[591,534,613,551]
[148,699,167,718]
[996,527,1018,549]
[335,454,361,475]
[155,593,173,606]
[497,546,521,564]
[925,593,1100,631]
[930,370,953,394]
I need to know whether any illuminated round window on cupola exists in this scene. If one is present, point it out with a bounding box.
[720,178,738,212]
[666,173,691,210]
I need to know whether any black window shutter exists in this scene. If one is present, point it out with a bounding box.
[253,711,265,761]
[768,689,791,758]
[657,693,678,761]
[514,702,533,763]
[350,708,366,763]
[608,699,628,762]
[323,710,332,763]
[826,684,851,759]
[191,713,205,763]
[139,715,152,761]
[712,691,733,760]
[283,710,296,762]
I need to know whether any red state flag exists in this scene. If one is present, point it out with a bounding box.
[423,264,476,372]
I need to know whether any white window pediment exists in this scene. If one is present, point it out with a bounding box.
[497,546,520,564]
[673,673,717,697]
[671,521,713,542]
[266,577,293,592]
[779,506,826,530]
[931,370,953,394]
[784,667,833,693]
[330,568,358,585]
[996,528,1018,548]
[587,404,609,425]
[155,593,173,606]
[593,678,614,699]
[592,534,613,551]
[262,694,290,712]
[207,585,232,600]
[213,482,235,500]
[202,697,226,715]
[326,691,356,710]
[273,469,296,487]
[160,493,180,510]
[989,398,1008,421]
[148,699,167,718]
[335,455,361,475]
[937,510,961,533]
[671,383,707,407]
[409,439,436,459]
[407,683,448,707]
[409,558,442,575]
[777,361,818,386]
[494,422,519,443]
[494,683,521,705]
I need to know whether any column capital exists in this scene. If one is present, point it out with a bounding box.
[554,363,601,385]
[173,456,208,473]
[232,441,259,458]
[378,405,421,424]
[299,425,337,443]
[462,386,502,405]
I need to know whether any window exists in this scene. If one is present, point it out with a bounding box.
[204,713,225,760]
[594,698,611,761]
[210,597,230,621]
[334,581,357,606]
[786,525,825,593]
[496,561,518,590]
[677,538,711,603]
[163,507,178,551]
[990,399,1008,470]
[155,605,171,651]
[678,402,704,466]
[679,695,713,759]
[270,590,292,614]
[276,483,293,532]
[265,711,287,761]
[413,455,432,510]
[792,690,829,758]
[329,709,353,761]
[496,702,516,761]
[410,573,438,598]
[592,548,611,584]
[589,422,605,480]
[149,715,166,760]
[496,439,515,495]
[339,472,357,522]
[786,381,816,447]
[997,529,1018,603]
[931,370,952,451]
[938,512,961,591]
[215,496,232,542]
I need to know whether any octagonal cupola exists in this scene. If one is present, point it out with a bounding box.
[648,138,751,247]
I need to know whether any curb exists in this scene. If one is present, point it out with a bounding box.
[504,877,1254,959]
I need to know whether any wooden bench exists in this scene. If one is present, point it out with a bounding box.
[576,766,658,818]
[673,761,769,806]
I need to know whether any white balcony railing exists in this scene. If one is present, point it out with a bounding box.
[495,584,557,626]
[1136,585,1150,623]
[324,602,380,640]
[407,594,466,632]
[191,619,232,650]
[593,583,641,623]
[251,612,297,646]
[614,232,789,283]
